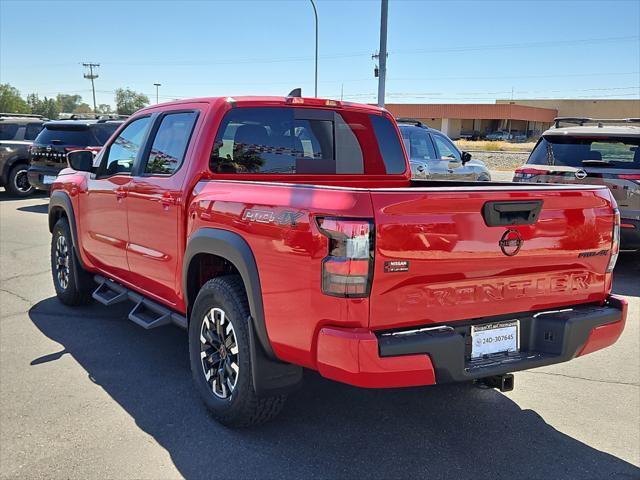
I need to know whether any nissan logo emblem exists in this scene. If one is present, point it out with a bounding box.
[575,169,588,180]
[499,229,523,256]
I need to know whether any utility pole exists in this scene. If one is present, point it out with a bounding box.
[153,83,162,104]
[310,0,318,97]
[82,62,100,113]
[377,0,388,107]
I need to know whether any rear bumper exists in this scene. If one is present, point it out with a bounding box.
[316,295,627,388]
[620,218,640,251]
[27,165,61,191]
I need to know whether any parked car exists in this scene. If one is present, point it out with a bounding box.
[28,117,123,191]
[397,119,491,181]
[49,96,626,427]
[513,117,639,251]
[0,113,46,196]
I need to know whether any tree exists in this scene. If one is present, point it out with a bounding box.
[115,88,149,115]
[26,94,59,119]
[56,94,84,114]
[0,84,30,113]
[96,104,113,114]
[72,103,93,114]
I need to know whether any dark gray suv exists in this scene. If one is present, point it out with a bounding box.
[513,117,640,251]
[0,113,46,196]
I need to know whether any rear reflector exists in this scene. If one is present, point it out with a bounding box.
[621,223,635,229]
[317,217,373,298]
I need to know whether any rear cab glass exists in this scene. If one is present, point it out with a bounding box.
[209,107,405,175]
[528,135,640,169]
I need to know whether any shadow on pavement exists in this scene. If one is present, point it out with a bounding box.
[16,203,49,214]
[29,297,639,479]
[613,253,640,298]
[0,191,48,202]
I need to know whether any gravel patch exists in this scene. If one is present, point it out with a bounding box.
[468,150,530,171]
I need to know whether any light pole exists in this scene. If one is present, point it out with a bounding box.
[377,0,388,107]
[82,62,100,113]
[310,0,318,97]
[153,83,161,104]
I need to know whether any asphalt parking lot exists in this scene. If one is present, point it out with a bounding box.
[1,193,638,479]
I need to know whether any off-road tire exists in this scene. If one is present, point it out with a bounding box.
[189,275,286,427]
[51,217,93,305]
[6,163,34,197]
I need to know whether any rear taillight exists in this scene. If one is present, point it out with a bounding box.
[617,174,640,184]
[606,208,620,273]
[317,217,374,298]
[513,167,548,180]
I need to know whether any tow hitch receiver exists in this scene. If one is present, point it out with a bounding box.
[477,374,514,392]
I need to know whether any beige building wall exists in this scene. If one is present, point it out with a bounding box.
[496,99,640,119]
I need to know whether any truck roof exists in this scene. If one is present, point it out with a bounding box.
[136,96,386,115]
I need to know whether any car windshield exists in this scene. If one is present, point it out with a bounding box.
[528,135,640,169]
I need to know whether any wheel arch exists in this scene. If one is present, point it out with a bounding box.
[183,228,275,359]
[48,191,85,268]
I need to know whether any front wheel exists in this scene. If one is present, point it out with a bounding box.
[51,217,94,305]
[188,276,286,427]
[6,164,34,197]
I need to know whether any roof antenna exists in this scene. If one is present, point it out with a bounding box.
[287,88,302,98]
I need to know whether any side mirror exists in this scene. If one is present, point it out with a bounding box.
[67,150,94,172]
[461,151,472,164]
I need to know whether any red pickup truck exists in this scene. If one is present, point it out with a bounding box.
[48,96,627,426]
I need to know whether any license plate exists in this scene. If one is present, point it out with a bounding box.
[43,175,57,184]
[471,320,519,359]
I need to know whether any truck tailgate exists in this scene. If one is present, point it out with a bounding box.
[369,185,615,330]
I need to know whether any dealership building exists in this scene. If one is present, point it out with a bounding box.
[385,99,640,139]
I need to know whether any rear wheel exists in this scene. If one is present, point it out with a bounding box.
[188,276,286,427]
[6,164,34,197]
[51,217,93,305]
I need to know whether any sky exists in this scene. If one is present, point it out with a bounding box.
[1,0,639,108]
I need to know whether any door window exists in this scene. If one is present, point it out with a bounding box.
[433,134,461,161]
[143,112,198,175]
[401,127,437,160]
[98,117,151,177]
[25,123,44,140]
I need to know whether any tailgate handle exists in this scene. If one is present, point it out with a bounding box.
[482,200,543,226]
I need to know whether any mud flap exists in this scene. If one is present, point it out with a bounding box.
[247,316,303,397]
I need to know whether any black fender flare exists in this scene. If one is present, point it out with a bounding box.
[48,191,85,269]
[183,228,273,357]
[183,228,302,396]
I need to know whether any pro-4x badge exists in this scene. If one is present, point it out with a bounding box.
[242,208,303,227]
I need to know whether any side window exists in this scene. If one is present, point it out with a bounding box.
[99,117,151,177]
[432,134,461,161]
[407,128,437,160]
[144,112,198,175]
[369,114,406,174]
[0,123,19,140]
[25,123,44,140]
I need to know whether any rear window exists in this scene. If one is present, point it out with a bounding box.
[209,107,405,175]
[35,125,94,146]
[528,135,640,169]
[0,123,19,140]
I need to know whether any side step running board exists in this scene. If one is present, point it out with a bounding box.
[93,275,187,329]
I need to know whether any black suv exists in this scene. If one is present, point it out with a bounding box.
[0,113,46,196]
[28,117,124,191]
